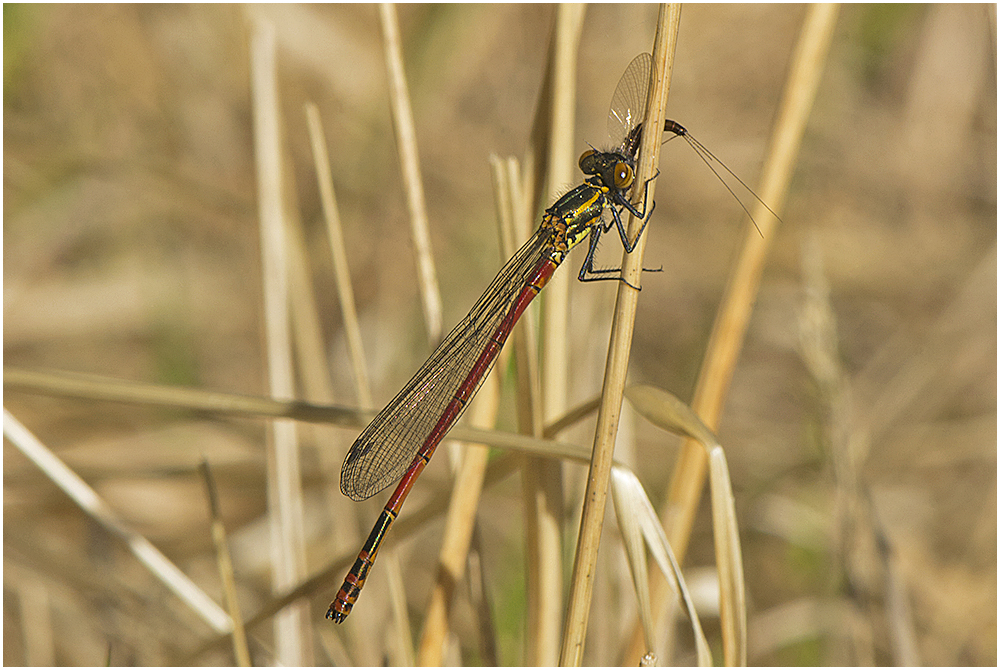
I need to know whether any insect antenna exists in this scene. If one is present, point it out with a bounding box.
[663,129,781,237]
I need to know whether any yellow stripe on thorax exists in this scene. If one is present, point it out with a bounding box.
[540,180,609,265]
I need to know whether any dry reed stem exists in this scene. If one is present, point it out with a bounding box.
[503,70,547,661]
[376,10,468,654]
[183,454,523,663]
[408,155,518,664]
[539,0,586,424]
[665,0,839,563]
[8,565,55,666]
[378,2,443,345]
[279,150,358,649]
[624,4,840,664]
[249,21,310,664]
[199,460,251,666]
[511,46,579,658]
[709,448,747,666]
[498,150,554,663]
[383,554,416,665]
[624,384,745,664]
[410,157,523,662]
[493,139,563,665]
[306,100,401,665]
[489,153,558,663]
[560,5,681,665]
[3,366,587,458]
[526,9,586,663]
[609,465,712,666]
[417,375,499,665]
[2,409,233,634]
[283,173,336,404]
[305,102,374,409]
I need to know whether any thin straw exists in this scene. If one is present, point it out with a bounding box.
[2,365,582,459]
[666,0,839,564]
[622,4,841,664]
[304,102,373,409]
[199,460,251,666]
[3,409,232,634]
[249,20,310,664]
[560,6,681,665]
[527,8,585,664]
[378,2,443,345]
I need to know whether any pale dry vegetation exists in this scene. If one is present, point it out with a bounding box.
[4,4,995,666]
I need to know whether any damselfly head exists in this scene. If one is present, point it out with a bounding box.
[579,149,635,193]
[604,54,778,235]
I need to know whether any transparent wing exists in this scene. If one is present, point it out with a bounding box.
[607,53,652,151]
[340,228,551,501]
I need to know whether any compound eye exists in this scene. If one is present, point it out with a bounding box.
[578,149,596,170]
[613,162,633,189]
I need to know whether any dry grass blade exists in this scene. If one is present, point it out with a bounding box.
[3,365,369,424]
[384,554,416,666]
[417,375,498,665]
[543,396,601,438]
[527,11,586,663]
[467,533,499,665]
[625,384,717,448]
[304,102,373,409]
[199,460,251,666]
[490,155,517,258]
[708,448,747,666]
[3,409,233,634]
[624,384,747,665]
[662,0,840,566]
[610,466,713,666]
[610,466,656,656]
[7,564,55,666]
[378,2,442,344]
[623,4,841,664]
[3,366,593,460]
[560,6,682,664]
[885,546,920,666]
[249,20,310,663]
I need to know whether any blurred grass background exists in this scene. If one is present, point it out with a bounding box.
[3,4,995,666]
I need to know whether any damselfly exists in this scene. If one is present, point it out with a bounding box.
[328,52,768,623]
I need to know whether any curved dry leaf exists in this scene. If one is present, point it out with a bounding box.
[611,466,713,665]
[710,447,747,666]
[625,384,719,451]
